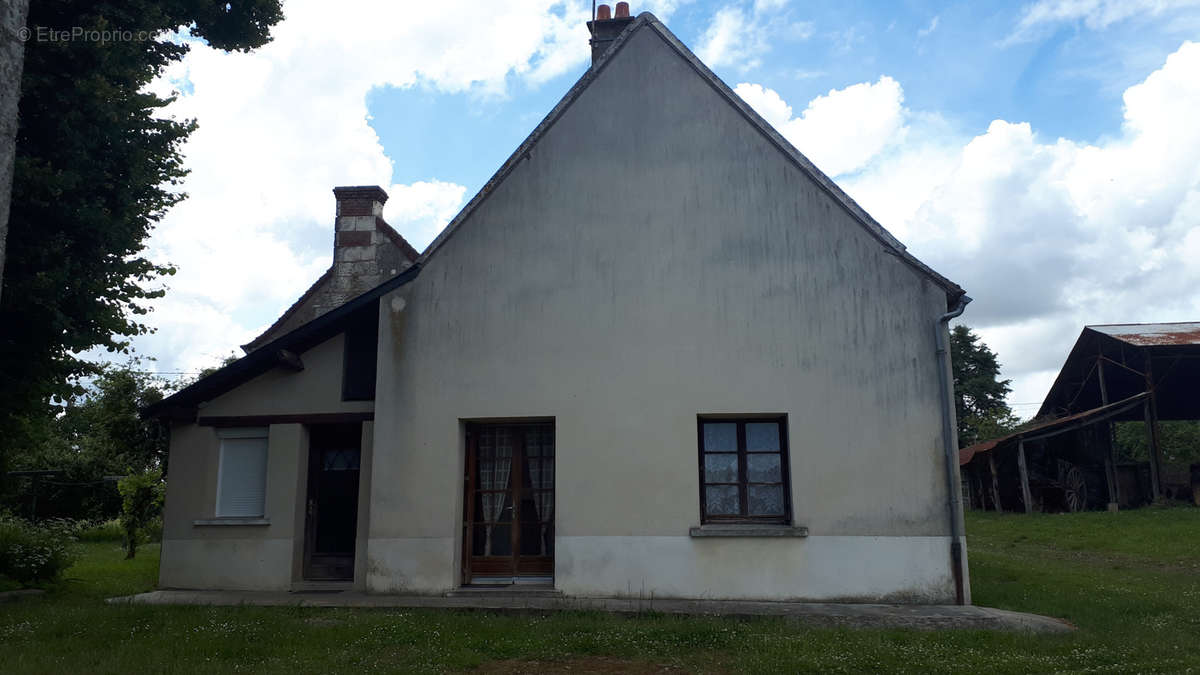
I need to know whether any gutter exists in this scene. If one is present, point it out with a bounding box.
[935,293,971,605]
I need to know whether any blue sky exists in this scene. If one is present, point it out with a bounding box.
[140,0,1200,417]
[372,0,1194,201]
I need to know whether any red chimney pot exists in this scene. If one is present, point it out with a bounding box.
[596,4,612,20]
[614,2,630,18]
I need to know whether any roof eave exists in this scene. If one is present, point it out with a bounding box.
[142,263,421,420]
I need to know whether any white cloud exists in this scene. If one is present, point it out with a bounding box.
[137,0,606,373]
[697,7,764,69]
[753,0,789,12]
[734,76,907,176]
[384,181,470,251]
[695,0,808,71]
[918,15,940,38]
[841,41,1200,409]
[1008,0,1200,42]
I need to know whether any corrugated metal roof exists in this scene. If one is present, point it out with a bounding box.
[1089,322,1200,346]
[959,392,1150,465]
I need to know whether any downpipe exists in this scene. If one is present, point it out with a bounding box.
[936,294,971,605]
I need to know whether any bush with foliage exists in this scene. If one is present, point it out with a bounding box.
[0,515,78,585]
[0,360,172,522]
[76,518,125,543]
[118,471,164,559]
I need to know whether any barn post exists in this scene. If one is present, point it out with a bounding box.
[988,452,1002,512]
[1143,356,1164,501]
[1097,358,1120,510]
[1016,440,1033,514]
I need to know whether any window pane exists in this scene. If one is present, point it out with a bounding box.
[746,422,780,452]
[702,423,737,452]
[218,436,268,517]
[705,485,740,515]
[748,485,784,515]
[747,453,781,482]
[704,453,739,483]
[473,523,512,556]
[322,448,360,471]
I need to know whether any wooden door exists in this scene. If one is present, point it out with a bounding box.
[462,422,554,585]
[303,424,361,581]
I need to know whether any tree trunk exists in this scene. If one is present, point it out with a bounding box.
[0,0,30,305]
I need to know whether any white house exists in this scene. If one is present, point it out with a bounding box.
[147,8,971,604]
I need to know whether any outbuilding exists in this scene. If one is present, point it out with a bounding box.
[960,322,1200,512]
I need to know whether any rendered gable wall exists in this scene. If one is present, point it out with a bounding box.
[367,24,965,602]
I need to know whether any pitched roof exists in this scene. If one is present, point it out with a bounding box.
[240,266,334,353]
[417,12,964,305]
[959,391,1150,465]
[241,215,420,352]
[143,264,421,419]
[1036,321,1200,419]
[1088,322,1200,347]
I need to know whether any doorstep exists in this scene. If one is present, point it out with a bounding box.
[445,586,563,599]
[107,590,1073,633]
[291,581,353,593]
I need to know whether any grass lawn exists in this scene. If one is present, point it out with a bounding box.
[1,508,1198,673]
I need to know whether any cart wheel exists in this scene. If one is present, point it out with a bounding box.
[1063,465,1088,512]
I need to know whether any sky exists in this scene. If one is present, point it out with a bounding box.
[135,0,1200,420]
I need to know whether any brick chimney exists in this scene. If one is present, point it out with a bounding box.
[588,3,635,65]
[323,186,414,315]
[240,185,419,352]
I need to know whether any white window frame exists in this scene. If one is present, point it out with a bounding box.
[215,427,270,518]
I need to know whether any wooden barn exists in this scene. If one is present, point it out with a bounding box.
[961,323,1200,512]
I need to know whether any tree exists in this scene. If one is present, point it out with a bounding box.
[0,1,283,465]
[0,0,30,305]
[118,469,163,559]
[0,359,171,521]
[951,325,1019,448]
[55,359,172,475]
[1114,420,1200,464]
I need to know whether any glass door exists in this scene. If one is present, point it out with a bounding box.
[462,422,554,585]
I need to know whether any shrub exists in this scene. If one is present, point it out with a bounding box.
[118,471,164,559]
[143,514,163,543]
[0,515,78,585]
[77,516,163,545]
[76,518,125,542]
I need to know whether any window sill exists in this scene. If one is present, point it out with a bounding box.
[689,524,808,538]
[193,518,270,527]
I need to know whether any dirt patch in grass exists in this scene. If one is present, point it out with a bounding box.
[475,656,692,673]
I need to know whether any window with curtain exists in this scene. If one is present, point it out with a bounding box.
[216,428,269,518]
[698,417,791,524]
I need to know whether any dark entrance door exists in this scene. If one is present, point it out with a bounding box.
[303,423,361,581]
[463,422,554,585]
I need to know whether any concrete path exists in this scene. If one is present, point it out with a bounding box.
[0,589,45,603]
[108,590,1072,633]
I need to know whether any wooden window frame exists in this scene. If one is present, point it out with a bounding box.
[697,416,792,525]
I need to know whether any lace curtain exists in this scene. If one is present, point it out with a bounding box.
[479,429,512,555]
[526,428,554,555]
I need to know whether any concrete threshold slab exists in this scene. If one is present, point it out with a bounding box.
[106,590,1072,633]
